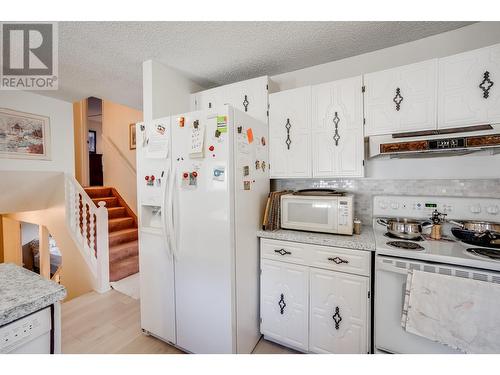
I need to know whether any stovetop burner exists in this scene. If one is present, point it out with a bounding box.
[386,241,425,250]
[384,232,424,241]
[466,248,500,261]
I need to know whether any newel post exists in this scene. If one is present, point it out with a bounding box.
[96,201,110,293]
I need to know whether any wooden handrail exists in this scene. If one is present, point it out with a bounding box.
[101,134,136,173]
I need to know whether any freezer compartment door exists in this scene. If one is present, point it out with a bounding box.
[139,230,176,344]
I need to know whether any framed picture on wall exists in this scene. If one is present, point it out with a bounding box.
[0,108,51,160]
[88,130,96,153]
[129,123,136,150]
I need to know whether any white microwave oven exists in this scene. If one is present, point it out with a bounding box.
[280,193,354,235]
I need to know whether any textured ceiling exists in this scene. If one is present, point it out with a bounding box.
[39,21,473,109]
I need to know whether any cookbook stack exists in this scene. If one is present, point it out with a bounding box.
[262,190,292,231]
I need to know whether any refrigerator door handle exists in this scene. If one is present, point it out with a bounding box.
[161,167,172,256]
[167,165,178,258]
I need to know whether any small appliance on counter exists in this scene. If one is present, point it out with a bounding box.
[280,189,354,235]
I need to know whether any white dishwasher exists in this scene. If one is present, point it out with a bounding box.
[0,306,52,354]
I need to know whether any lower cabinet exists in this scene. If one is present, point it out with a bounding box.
[260,259,309,351]
[260,238,371,354]
[309,268,370,354]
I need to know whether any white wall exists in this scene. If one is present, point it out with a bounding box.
[0,90,74,174]
[21,222,39,245]
[270,22,500,180]
[143,60,203,121]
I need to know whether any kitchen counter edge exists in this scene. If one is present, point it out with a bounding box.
[257,227,376,252]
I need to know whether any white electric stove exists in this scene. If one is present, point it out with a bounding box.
[373,195,500,354]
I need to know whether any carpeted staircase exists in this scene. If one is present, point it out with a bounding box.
[84,187,139,282]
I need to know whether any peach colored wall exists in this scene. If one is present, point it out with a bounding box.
[102,101,143,214]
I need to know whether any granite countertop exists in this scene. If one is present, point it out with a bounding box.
[0,263,67,326]
[257,226,375,252]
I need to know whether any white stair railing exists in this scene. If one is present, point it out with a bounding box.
[65,174,110,293]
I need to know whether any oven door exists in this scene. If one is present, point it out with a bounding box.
[281,196,338,233]
[375,255,460,354]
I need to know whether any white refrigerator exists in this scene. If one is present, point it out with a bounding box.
[136,105,269,353]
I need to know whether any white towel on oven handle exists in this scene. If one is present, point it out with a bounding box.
[401,269,500,353]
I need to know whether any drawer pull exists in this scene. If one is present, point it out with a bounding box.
[328,256,349,265]
[278,293,286,315]
[332,306,342,329]
[275,248,292,256]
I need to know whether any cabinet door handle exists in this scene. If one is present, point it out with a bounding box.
[328,256,349,264]
[243,95,249,112]
[479,71,494,99]
[333,111,340,146]
[332,306,342,329]
[393,87,403,111]
[278,293,286,315]
[285,118,292,150]
[274,248,292,256]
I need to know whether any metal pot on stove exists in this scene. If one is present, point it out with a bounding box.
[376,218,433,240]
[449,220,500,248]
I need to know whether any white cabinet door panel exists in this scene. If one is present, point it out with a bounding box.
[364,59,438,135]
[260,259,309,351]
[312,76,364,178]
[269,87,311,178]
[226,76,269,124]
[438,43,500,129]
[309,268,369,354]
[196,87,228,111]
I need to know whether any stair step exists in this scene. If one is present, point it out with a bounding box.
[84,187,113,199]
[108,217,135,232]
[109,255,139,282]
[107,207,127,219]
[92,197,119,208]
[109,240,138,263]
[109,228,138,247]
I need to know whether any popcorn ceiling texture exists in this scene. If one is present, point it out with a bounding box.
[272,179,500,224]
[40,22,471,109]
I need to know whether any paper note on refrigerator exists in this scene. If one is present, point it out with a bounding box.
[146,123,169,159]
[189,120,205,158]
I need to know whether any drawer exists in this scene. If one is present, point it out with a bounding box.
[260,239,310,266]
[309,244,371,276]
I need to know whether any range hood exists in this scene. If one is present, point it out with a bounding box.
[368,124,500,158]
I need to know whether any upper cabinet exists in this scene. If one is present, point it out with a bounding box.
[364,59,438,136]
[269,87,312,178]
[312,76,364,178]
[269,77,365,179]
[438,43,500,129]
[190,76,269,124]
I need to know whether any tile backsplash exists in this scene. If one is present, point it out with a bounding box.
[272,179,500,224]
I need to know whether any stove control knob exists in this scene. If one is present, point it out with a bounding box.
[470,204,482,214]
[379,201,388,209]
[487,205,499,215]
[390,202,399,209]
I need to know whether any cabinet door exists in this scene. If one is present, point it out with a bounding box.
[438,43,500,129]
[312,76,364,178]
[260,259,309,351]
[226,76,269,124]
[196,87,228,111]
[364,59,438,135]
[309,268,370,354]
[269,87,312,178]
